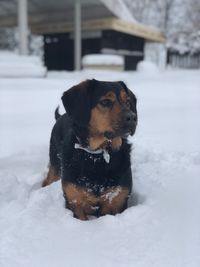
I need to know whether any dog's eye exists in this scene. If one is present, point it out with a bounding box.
[99,99,113,108]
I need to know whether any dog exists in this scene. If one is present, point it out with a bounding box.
[42,79,137,220]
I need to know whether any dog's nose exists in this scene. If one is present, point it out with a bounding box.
[125,112,137,124]
[125,114,132,123]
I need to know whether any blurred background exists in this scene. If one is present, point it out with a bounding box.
[0,0,200,77]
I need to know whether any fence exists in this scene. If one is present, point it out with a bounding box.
[168,52,200,69]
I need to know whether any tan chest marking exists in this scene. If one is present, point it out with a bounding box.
[99,186,129,216]
[63,183,98,220]
[63,183,129,220]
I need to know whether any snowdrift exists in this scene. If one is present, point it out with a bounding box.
[0,51,47,78]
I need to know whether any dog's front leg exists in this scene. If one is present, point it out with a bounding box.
[62,182,98,220]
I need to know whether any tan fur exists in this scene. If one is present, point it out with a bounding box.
[63,183,129,220]
[101,91,116,101]
[111,137,122,151]
[89,90,124,150]
[63,183,98,220]
[89,106,114,136]
[119,90,129,102]
[88,136,107,150]
[88,136,122,151]
[99,187,129,216]
[42,166,60,187]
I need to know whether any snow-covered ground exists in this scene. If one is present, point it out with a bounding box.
[0,69,200,267]
[0,51,46,78]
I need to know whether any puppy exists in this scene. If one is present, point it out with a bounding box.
[43,79,137,220]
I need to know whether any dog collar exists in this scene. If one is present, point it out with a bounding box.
[74,143,110,163]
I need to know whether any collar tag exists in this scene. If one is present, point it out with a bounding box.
[103,150,110,163]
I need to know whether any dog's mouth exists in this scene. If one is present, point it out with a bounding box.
[104,112,137,140]
[104,124,136,140]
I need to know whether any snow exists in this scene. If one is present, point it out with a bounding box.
[101,0,136,23]
[0,51,47,78]
[136,60,159,74]
[124,0,200,55]
[103,187,122,203]
[0,69,200,267]
[82,54,124,66]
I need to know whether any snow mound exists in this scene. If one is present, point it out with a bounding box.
[136,60,159,74]
[1,146,200,267]
[82,54,124,71]
[0,51,47,78]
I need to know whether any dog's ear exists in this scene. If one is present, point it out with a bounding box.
[62,80,96,126]
[118,81,137,114]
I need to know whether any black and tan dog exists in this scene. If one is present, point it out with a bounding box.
[42,79,137,220]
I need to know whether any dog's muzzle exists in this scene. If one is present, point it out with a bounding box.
[104,112,137,139]
[121,111,137,136]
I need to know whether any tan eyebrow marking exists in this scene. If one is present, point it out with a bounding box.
[100,91,116,102]
[119,90,129,103]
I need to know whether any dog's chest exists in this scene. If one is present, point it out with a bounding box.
[66,148,121,192]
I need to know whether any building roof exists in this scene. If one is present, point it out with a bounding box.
[0,0,165,42]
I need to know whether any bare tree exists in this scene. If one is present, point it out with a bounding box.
[163,0,174,32]
[187,0,200,30]
[125,0,151,23]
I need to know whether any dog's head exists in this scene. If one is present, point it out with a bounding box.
[62,79,137,150]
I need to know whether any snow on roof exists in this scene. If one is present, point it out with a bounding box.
[101,0,136,23]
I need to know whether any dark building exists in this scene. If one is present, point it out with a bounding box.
[44,30,145,71]
[0,0,165,71]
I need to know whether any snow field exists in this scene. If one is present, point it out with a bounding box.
[0,69,200,267]
[0,51,46,78]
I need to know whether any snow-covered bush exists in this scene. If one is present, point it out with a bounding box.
[0,27,17,50]
[125,0,200,60]
[136,60,159,74]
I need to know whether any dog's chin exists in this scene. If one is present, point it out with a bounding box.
[123,124,137,137]
[129,127,136,136]
[121,129,134,138]
[104,131,115,140]
[104,127,136,140]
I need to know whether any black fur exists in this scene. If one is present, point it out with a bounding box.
[47,79,137,219]
[54,106,61,120]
